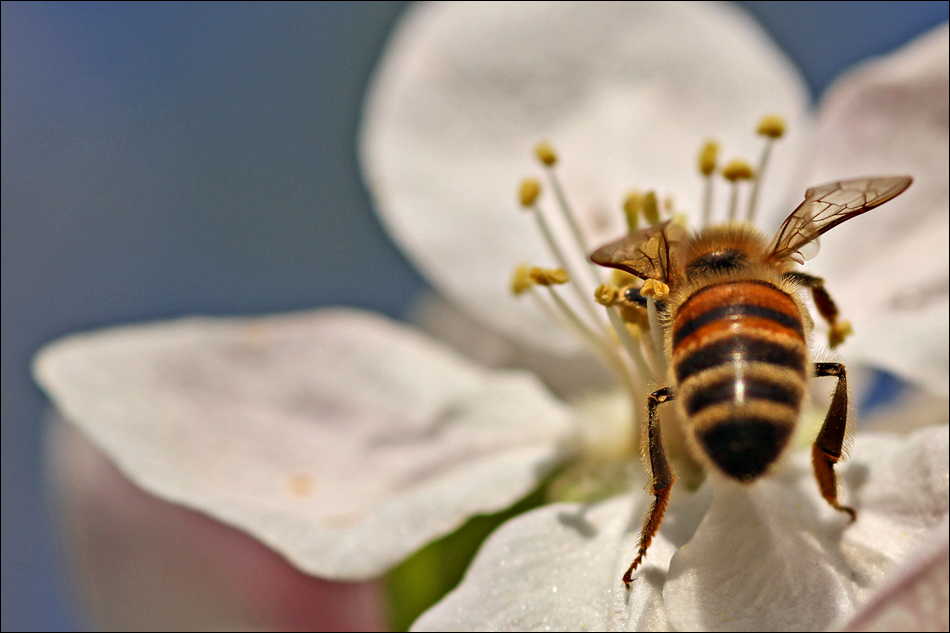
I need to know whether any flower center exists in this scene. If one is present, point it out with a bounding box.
[510,115,788,473]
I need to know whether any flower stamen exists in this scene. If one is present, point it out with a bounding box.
[519,184,605,329]
[747,114,786,223]
[528,266,570,286]
[515,266,595,351]
[534,142,558,167]
[642,191,661,225]
[510,264,534,296]
[516,141,752,442]
[534,142,604,286]
[594,283,621,307]
[639,280,670,379]
[594,285,653,399]
[543,284,641,403]
[605,305,652,393]
[697,140,719,226]
[722,158,755,221]
[640,279,670,300]
[623,191,642,232]
[519,179,541,207]
[512,260,642,412]
[663,195,676,218]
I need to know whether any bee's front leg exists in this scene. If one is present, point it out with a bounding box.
[624,386,676,587]
[812,362,857,521]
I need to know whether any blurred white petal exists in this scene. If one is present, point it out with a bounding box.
[34,308,574,579]
[361,1,810,355]
[805,24,949,395]
[47,417,388,631]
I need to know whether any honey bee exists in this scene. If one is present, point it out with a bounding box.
[590,176,913,586]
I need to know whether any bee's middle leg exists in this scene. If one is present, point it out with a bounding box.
[784,271,852,348]
[624,386,676,587]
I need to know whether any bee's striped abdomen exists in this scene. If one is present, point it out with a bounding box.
[672,280,807,481]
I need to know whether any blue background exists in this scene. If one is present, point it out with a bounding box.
[3,2,947,629]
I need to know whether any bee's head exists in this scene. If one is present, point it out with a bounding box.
[685,224,769,279]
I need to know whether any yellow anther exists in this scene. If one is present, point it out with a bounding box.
[828,320,853,349]
[529,266,570,286]
[642,191,660,224]
[698,140,719,176]
[535,142,558,166]
[722,159,755,181]
[623,191,642,232]
[594,283,621,307]
[757,114,786,139]
[510,264,534,296]
[640,279,670,299]
[520,179,541,207]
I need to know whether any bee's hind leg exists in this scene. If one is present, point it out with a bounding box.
[624,386,676,587]
[812,362,857,521]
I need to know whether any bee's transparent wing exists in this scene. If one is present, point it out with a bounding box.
[767,176,912,264]
[590,220,686,284]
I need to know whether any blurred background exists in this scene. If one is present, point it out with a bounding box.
[3,2,947,629]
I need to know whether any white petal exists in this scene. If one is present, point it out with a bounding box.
[663,425,950,632]
[665,478,859,631]
[842,427,949,557]
[47,417,388,631]
[33,309,575,579]
[362,1,811,355]
[411,497,649,632]
[805,24,950,395]
[407,289,617,399]
[412,487,713,632]
[841,519,949,632]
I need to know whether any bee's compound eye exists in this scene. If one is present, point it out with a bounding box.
[624,285,648,307]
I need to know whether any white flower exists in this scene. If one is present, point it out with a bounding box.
[411,427,949,631]
[357,5,949,630]
[33,2,948,631]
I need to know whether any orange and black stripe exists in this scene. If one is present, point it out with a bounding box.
[671,280,807,481]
